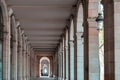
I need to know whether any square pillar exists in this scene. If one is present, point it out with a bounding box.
[88,18,100,80]
[75,32,84,80]
[114,1,120,80]
[103,0,115,80]
[63,37,66,80]
[69,41,74,80]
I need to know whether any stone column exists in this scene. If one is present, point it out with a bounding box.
[65,46,68,80]
[73,20,77,80]
[69,40,74,80]
[61,52,63,80]
[49,56,53,77]
[58,52,61,80]
[53,57,55,76]
[25,42,27,80]
[114,1,120,79]
[3,31,10,80]
[65,29,69,80]
[88,18,100,80]
[25,44,28,80]
[62,38,65,80]
[12,37,17,80]
[54,53,58,77]
[26,51,28,80]
[22,35,26,80]
[60,52,62,80]
[88,0,100,80]
[11,16,18,80]
[28,46,31,80]
[26,44,30,80]
[67,30,70,80]
[25,52,27,80]
[30,50,35,79]
[17,28,23,80]
[35,56,39,77]
[103,0,115,80]
[27,51,30,80]
[63,37,66,80]
[82,2,89,80]
[76,32,84,80]
[3,12,11,80]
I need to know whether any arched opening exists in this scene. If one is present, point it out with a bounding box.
[39,57,50,77]
[0,6,3,80]
[69,20,74,80]
[76,3,84,80]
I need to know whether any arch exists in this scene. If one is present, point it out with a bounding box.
[77,4,84,32]
[70,20,74,41]
[39,57,50,77]
[0,0,9,31]
[0,0,10,80]
[40,57,50,63]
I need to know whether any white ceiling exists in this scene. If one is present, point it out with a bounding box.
[6,0,77,52]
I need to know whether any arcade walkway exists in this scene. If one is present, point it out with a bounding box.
[0,0,120,80]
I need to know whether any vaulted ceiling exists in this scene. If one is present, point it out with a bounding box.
[6,0,77,52]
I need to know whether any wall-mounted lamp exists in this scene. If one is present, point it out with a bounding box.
[96,13,104,30]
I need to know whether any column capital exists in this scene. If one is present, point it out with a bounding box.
[23,49,27,52]
[58,51,63,55]
[87,17,96,22]
[69,40,74,45]
[76,32,84,40]
[114,0,120,2]
[12,39,16,42]
[87,17,97,28]
[18,44,21,48]
[3,31,9,35]
[64,46,68,49]
[58,52,62,56]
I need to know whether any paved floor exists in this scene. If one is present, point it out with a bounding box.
[31,77,56,80]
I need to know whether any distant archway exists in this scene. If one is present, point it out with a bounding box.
[39,57,50,77]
